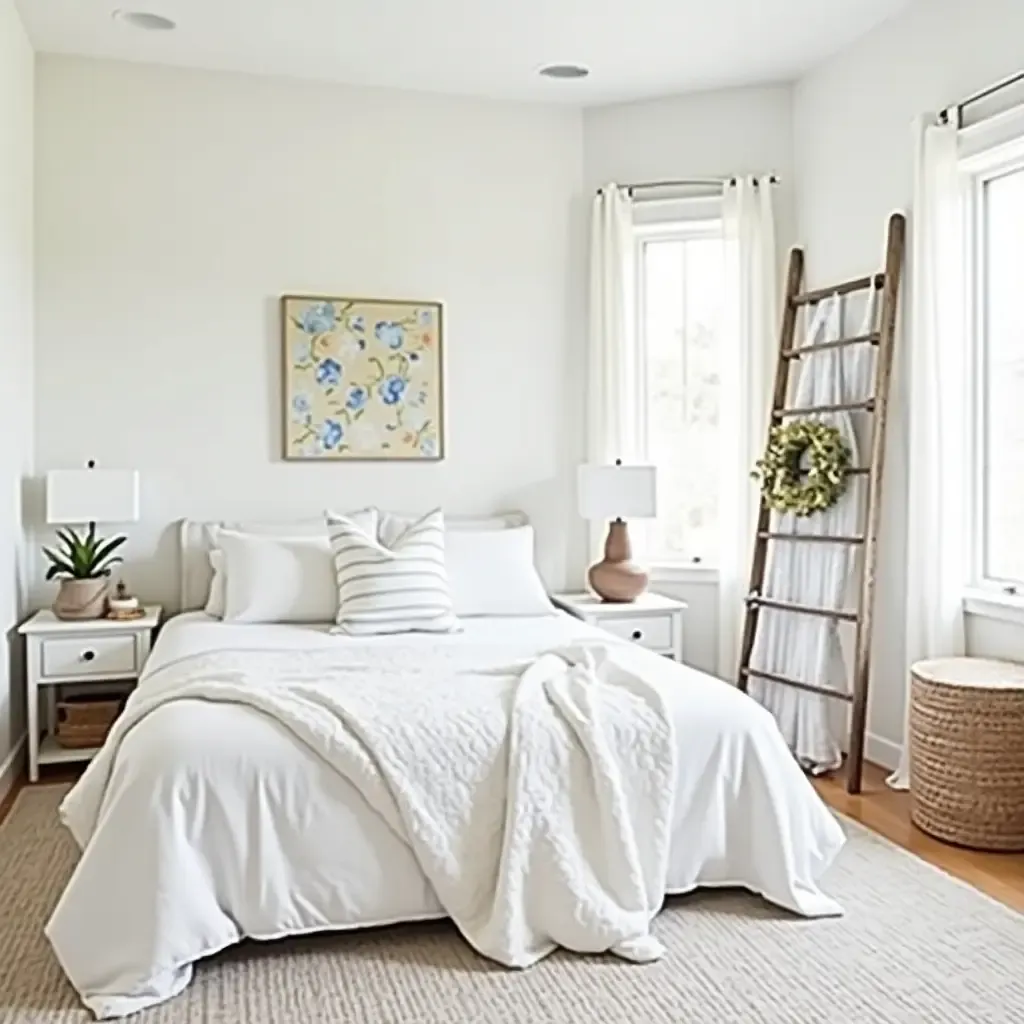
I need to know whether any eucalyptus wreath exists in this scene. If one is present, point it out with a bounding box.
[754,419,852,517]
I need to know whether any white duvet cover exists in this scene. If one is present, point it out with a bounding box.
[47,613,845,1019]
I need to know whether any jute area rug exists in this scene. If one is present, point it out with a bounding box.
[1,785,1023,1023]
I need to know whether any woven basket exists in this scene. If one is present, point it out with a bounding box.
[55,695,123,750]
[909,657,1024,851]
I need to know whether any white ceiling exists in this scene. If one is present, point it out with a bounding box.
[18,0,910,106]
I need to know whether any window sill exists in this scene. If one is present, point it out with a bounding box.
[649,564,719,587]
[963,588,1024,627]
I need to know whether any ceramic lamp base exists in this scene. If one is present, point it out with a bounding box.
[587,520,649,603]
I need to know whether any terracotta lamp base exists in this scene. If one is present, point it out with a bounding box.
[587,520,648,603]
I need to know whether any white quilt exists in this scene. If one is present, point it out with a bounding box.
[48,613,846,1019]
[65,643,675,964]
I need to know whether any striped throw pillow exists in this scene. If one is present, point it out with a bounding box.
[326,508,460,636]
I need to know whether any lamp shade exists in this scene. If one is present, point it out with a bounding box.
[46,469,140,525]
[578,464,657,521]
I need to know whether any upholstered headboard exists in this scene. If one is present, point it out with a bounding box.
[177,511,530,612]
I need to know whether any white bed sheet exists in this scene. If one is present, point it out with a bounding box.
[47,612,846,1018]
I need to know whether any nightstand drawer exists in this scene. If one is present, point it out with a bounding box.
[601,614,673,651]
[41,635,137,679]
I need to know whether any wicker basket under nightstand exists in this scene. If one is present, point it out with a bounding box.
[909,657,1024,852]
[55,694,125,749]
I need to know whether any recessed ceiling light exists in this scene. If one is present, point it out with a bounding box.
[539,64,590,80]
[112,10,177,31]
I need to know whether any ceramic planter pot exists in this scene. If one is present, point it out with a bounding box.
[53,577,109,620]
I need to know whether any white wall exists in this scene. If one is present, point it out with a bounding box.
[583,84,796,674]
[584,84,797,258]
[33,61,801,679]
[793,0,1024,765]
[0,0,33,797]
[34,57,587,610]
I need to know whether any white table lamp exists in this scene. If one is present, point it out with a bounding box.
[578,461,657,602]
[46,468,140,525]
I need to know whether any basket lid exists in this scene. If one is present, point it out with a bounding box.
[912,657,1024,690]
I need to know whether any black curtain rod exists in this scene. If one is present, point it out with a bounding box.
[941,68,1024,126]
[596,174,779,196]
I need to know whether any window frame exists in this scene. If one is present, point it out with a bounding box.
[962,140,1024,599]
[631,211,725,578]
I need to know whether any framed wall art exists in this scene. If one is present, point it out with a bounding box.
[282,295,445,461]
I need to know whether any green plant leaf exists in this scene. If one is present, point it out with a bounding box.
[56,526,94,576]
[92,534,127,568]
[92,556,123,577]
[41,547,76,579]
[49,526,127,578]
[42,545,74,569]
[72,542,90,576]
[94,555,125,576]
[83,523,100,563]
[55,527,80,555]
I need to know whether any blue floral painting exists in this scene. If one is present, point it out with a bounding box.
[296,301,336,335]
[282,296,444,460]
[375,321,405,350]
[316,358,342,388]
[346,385,368,411]
[291,393,312,424]
[378,375,406,406]
[319,419,344,450]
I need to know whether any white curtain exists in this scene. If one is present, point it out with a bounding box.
[587,185,638,554]
[588,184,638,467]
[889,116,967,789]
[749,293,876,772]
[718,177,778,679]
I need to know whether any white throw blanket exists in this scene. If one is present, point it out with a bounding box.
[62,643,676,970]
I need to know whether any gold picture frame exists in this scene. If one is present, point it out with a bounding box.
[282,295,445,461]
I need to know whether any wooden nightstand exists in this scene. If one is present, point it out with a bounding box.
[19,606,161,782]
[551,592,687,662]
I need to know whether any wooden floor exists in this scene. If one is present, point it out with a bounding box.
[814,762,1024,913]
[3,761,1024,914]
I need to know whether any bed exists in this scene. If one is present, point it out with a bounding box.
[44,518,846,1019]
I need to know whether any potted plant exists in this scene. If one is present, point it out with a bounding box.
[43,524,127,620]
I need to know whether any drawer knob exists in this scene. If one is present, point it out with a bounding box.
[81,649,96,662]
[631,629,643,641]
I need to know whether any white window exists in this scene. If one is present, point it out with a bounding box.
[633,215,726,567]
[967,152,1024,593]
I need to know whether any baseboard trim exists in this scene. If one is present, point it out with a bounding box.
[0,734,27,806]
[865,731,901,773]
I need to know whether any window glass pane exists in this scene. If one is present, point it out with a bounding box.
[640,229,725,563]
[984,167,1024,583]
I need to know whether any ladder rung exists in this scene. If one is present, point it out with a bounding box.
[741,667,854,703]
[781,333,879,359]
[774,400,874,418]
[758,532,865,545]
[791,274,885,306]
[745,594,860,622]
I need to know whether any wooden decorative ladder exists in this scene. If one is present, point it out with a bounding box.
[737,212,906,795]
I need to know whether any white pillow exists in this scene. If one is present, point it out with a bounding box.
[219,532,341,623]
[445,526,554,617]
[203,509,377,619]
[378,510,523,549]
[205,549,228,617]
[327,508,460,636]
